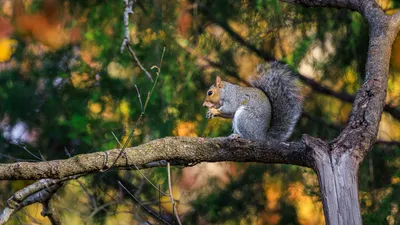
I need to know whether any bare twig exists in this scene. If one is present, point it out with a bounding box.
[102,120,138,172]
[64,147,72,158]
[167,162,182,225]
[111,131,123,147]
[104,48,165,172]
[120,0,154,82]
[118,181,172,225]
[111,132,168,195]
[158,184,162,217]
[75,179,97,210]
[126,44,154,82]
[19,145,42,161]
[134,84,144,112]
[87,200,118,219]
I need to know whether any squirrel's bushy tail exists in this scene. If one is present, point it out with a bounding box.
[251,62,303,141]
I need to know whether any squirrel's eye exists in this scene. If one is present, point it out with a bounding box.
[207,90,213,96]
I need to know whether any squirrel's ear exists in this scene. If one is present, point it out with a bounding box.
[216,76,224,88]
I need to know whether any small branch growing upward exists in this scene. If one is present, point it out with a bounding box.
[120,0,154,82]
[121,0,134,53]
[103,48,165,172]
[127,44,154,82]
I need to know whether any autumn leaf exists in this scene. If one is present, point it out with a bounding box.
[0,38,17,62]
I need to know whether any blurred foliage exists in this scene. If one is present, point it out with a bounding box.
[0,0,400,224]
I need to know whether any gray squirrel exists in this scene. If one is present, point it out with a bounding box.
[202,61,303,142]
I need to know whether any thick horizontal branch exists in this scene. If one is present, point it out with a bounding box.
[0,137,310,180]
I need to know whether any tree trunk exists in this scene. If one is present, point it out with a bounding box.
[315,150,362,225]
[305,135,362,225]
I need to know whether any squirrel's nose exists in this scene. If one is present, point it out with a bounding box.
[202,102,207,107]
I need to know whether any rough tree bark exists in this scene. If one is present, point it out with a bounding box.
[281,0,400,224]
[1,0,400,225]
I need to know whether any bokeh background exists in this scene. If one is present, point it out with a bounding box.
[0,0,400,224]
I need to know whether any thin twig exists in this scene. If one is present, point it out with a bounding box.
[64,147,72,158]
[135,84,144,112]
[111,132,168,195]
[120,0,154,82]
[127,44,154,82]
[118,181,172,225]
[159,47,166,69]
[158,184,162,217]
[19,145,42,161]
[75,179,97,210]
[104,47,166,171]
[101,114,142,172]
[111,131,123,147]
[167,162,182,225]
[88,201,118,219]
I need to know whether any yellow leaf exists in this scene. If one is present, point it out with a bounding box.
[119,99,130,116]
[0,38,17,62]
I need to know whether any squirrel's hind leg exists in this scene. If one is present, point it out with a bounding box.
[232,107,268,141]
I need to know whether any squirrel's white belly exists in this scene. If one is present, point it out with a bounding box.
[232,106,246,136]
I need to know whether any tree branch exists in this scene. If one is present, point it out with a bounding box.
[0,137,311,180]
[328,3,399,160]
[0,178,67,225]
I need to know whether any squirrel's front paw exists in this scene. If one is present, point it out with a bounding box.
[206,110,214,119]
